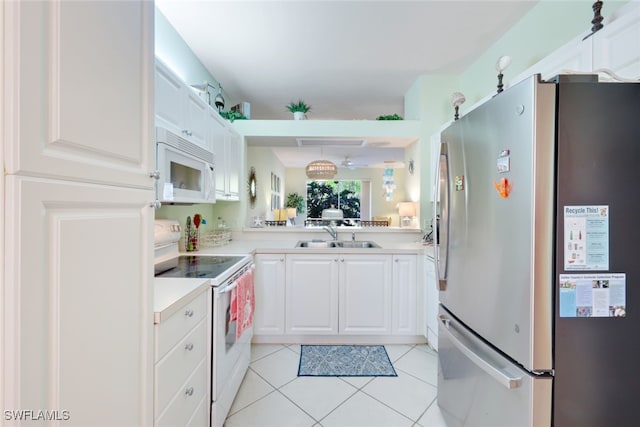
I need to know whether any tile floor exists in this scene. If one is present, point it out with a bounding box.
[224,344,447,427]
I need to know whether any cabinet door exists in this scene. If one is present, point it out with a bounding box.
[225,129,242,200]
[184,90,209,150]
[4,176,154,426]
[156,60,186,137]
[592,3,640,80]
[392,254,417,335]
[286,254,339,334]
[254,254,286,335]
[209,110,228,198]
[339,254,392,334]
[5,0,155,189]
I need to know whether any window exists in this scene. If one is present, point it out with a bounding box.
[306,180,362,219]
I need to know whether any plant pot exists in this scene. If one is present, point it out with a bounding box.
[293,111,305,120]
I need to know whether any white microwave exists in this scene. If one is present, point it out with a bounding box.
[156,127,216,204]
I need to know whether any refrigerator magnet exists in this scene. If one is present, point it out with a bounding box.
[493,177,511,198]
[455,175,465,191]
[496,150,510,173]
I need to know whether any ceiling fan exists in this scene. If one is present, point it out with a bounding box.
[341,156,368,169]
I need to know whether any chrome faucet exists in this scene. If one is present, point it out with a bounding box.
[323,224,338,241]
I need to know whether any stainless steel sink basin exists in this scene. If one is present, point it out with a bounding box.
[295,240,380,249]
[334,241,380,248]
[295,240,337,248]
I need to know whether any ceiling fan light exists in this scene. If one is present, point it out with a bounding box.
[305,159,337,180]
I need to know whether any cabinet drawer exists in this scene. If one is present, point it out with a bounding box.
[155,318,208,416]
[186,395,208,427]
[156,359,207,427]
[155,291,207,360]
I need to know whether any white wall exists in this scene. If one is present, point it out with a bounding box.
[247,146,287,222]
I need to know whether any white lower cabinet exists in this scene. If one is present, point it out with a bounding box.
[154,289,210,426]
[254,254,286,335]
[285,254,340,334]
[339,254,392,334]
[392,254,418,335]
[254,253,418,339]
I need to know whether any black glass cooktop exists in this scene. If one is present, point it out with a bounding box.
[155,255,244,279]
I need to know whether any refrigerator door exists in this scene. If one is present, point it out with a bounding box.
[438,75,555,372]
[553,80,640,426]
[437,306,551,427]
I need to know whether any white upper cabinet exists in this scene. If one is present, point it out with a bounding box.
[210,110,241,201]
[5,0,155,189]
[511,1,640,87]
[155,62,185,136]
[155,60,209,151]
[592,3,640,79]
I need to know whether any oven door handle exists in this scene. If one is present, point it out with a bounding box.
[219,280,239,294]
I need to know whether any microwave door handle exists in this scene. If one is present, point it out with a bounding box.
[439,315,523,389]
[205,164,215,200]
[436,142,449,291]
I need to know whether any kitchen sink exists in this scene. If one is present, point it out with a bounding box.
[295,240,337,248]
[334,241,380,248]
[294,240,380,249]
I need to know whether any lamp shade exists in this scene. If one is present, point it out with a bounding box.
[398,202,416,217]
[305,160,337,180]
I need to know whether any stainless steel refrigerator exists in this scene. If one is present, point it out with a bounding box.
[435,74,640,427]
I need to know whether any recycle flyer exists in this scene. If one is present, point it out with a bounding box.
[564,205,609,271]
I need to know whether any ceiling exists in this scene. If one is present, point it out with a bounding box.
[156,0,538,167]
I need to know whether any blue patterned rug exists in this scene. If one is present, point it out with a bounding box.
[298,345,397,377]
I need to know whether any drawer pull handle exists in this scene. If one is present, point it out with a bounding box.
[185,343,194,351]
[184,309,194,317]
[185,387,194,396]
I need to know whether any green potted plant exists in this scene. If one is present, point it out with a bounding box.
[376,113,403,120]
[286,192,305,213]
[219,110,247,123]
[286,100,311,120]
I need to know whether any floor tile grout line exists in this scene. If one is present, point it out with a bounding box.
[414,396,438,426]
[249,344,290,363]
[394,366,438,388]
[358,385,430,424]
[313,387,362,426]
[225,387,279,419]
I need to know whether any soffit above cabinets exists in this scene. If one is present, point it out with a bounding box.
[236,119,419,168]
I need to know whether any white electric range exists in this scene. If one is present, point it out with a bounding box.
[154,220,254,427]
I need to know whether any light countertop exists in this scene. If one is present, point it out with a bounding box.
[195,239,429,255]
[154,277,210,324]
[154,237,433,322]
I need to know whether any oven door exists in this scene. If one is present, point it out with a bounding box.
[212,275,253,401]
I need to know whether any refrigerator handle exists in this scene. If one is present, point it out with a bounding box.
[435,142,449,291]
[439,315,523,390]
